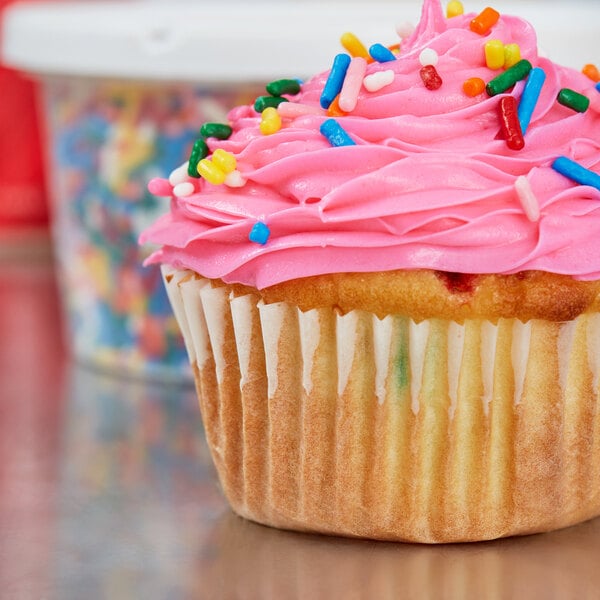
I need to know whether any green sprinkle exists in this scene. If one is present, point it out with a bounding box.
[557,88,590,113]
[187,139,209,178]
[254,95,289,113]
[395,330,410,390]
[200,122,233,139]
[265,79,301,97]
[486,59,532,96]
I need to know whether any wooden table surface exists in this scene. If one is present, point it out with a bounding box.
[1,238,600,599]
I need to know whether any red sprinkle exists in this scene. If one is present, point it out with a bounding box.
[499,96,524,150]
[420,64,443,90]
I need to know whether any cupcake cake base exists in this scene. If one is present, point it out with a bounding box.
[165,267,600,543]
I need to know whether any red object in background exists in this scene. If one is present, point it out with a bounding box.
[0,0,48,227]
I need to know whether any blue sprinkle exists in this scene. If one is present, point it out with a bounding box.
[320,54,351,109]
[596,81,600,92]
[369,43,397,63]
[320,118,356,147]
[517,67,546,135]
[552,156,600,191]
[249,221,270,245]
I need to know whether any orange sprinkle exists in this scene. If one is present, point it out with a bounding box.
[582,63,600,83]
[470,7,500,35]
[327,95,348,117]
[463,77,486,97]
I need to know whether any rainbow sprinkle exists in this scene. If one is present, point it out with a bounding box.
[419,48,439,67]
[557,88,590,113]
[446,0,464,18]
[260,107,282,135]
[197,158,226,185]
[582,64,600,83]
[470,6,500,35]
[363,70,395,92]
[320,54,351,109]
[200,122,233,140]
[485,40,505,70]
[420,64,443,90]
[338,57,368,113]
[499,96,524,150]
[518,67,547,134]
[320,118,356,147]
[369,43,397,63]
[503,44,521,69]
[186,139,209,178]
[319,119,356,147]
[514,176,540,222]
[266,79,301,96]
[552,157,600,191]
[249,222,270,245]
[340,32,370,60]
[255,95,288,113]
[463,77,485,97]
[486,59,532,96]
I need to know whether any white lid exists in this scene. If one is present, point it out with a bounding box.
[1,1,421,82]
[2,1,597,82]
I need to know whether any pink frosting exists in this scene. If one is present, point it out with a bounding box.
[140,0,600,289]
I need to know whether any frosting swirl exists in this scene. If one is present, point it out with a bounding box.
[141,0,600,289]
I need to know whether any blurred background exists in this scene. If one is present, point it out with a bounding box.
[1,0,597,378]
[0,0,598,597]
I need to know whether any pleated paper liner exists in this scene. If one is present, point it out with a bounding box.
[163,267,600,543]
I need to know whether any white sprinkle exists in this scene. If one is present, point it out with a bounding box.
[339,56,368,112]
[363,70,395,92]
[419,47,439,67]
[173,182,195,197]
[515,175,540,222]
[277,102,323,118]
[396,21,415,39]
[168,162,190,186]
[224,170,247,188]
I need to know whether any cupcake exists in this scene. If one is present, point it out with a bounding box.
[140,0,600,542]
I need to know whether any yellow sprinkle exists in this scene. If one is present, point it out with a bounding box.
[340,32,370,60]
[197,158,226,185]
[211,148,237,174]
[260,107,282,135]
[504,43,521,69]
[485,39,505,70]
[446,0,464,18]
